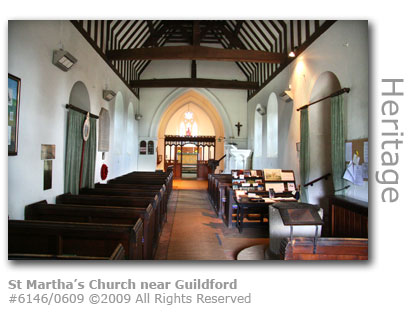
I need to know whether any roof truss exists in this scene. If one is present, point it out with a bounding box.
[71,20,336,100]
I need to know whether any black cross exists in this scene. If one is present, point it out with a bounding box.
[235,122,243,136]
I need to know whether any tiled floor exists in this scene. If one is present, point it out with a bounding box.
[155,180,269,260]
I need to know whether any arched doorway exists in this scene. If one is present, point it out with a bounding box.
[69,81,90,112]
[65,81,96,194]
[156,90,227,177]
[308,71,341,209]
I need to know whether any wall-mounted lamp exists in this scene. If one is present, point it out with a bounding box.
[103,89,116,101]
[256,105,266,116]
[280,88,294,102]
[288,46,298,58]
[52,49,77,71]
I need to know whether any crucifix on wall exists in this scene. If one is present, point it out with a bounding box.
[235,122,243,136]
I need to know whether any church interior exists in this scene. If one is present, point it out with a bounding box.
[8,20,368,260]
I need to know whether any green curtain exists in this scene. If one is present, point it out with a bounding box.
[81,117,97,189]
[300,109,310,202]
[64,109,85,194]
[331,95,345,194]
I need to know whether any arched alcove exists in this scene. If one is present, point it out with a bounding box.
[308,71,341,208]
[266,93,278,157]
[69,81,90,111]
[113,92,124,155]
[254,104,263,157]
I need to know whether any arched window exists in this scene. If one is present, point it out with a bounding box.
[148,141,154,155]
[114,92,124,154]
[266,93,278,157]
[179,122,186,136]
[192,122,198,136]
[139,141,146,155]
[254,104,263,157]
[126,103,134,154]
[179,109,198,136]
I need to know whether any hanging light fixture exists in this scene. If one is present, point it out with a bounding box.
[102,89,116,101]
[52,48,77,71]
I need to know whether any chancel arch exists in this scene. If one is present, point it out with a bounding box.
[150,88,233,139]
[156,90,225,177]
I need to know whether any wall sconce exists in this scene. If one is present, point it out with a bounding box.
[256,105,266,115]
[280,88,294,102]
[52,49,77,71]
[103,89,116,101]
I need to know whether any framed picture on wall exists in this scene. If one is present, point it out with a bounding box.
[8,73,21,156]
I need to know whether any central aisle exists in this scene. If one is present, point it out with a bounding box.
[167,190,227,260]
[155,180,269,260]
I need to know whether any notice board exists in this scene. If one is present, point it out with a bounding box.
[345,138,368,181]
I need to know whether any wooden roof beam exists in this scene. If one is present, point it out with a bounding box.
[130,78,259,90]
[107,45,287,63]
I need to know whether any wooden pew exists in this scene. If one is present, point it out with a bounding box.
[107,178,170,210]
[216,181,232,218]
[109,172,172,193]
[208,174,231,213]
[9,243,125,260]
[223,187,238,228]
[25,200,157,260]
[280,237,368,260]
[92,184,167,228]
[9,219,143,260]
[56,193,161,247]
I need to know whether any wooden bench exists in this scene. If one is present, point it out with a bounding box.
[208,174,231,210]
[106,180,170,210]
[58,192,161,235]
[56,193,161,245]
[280,237,368,260]
[25,200,157,260]
[109,172,172,193]
[9,243,125,260]
[9,219,143,260]
[223,187,238,228]
[92,184,167,228]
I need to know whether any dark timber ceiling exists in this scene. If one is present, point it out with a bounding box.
[71,20,336,100]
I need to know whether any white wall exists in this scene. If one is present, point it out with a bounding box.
[8,21,140,219]
[137,59,248,171]
[248,21,369,202]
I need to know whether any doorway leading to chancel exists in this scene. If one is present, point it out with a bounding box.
[155,89,231,180]
[164,135,215,180]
